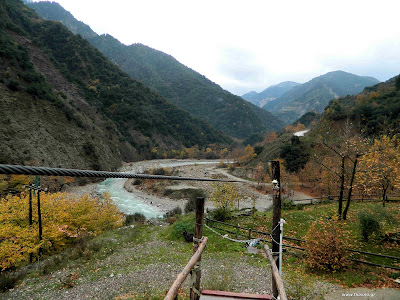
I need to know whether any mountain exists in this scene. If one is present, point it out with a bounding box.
[262,71,380,124]
[0,0,229,170]
[322,75,400,136]
[27,1,285,138]
[242,81,300,107]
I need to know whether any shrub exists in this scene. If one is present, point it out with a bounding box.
[152,168,166,175]
[217,161,227,168]
[133,178,143,185]
[0,272,22,292]
[359,210,381,241]
[167,217,177,225]
[184,190,206,213]
[125,213,146,226]
[6,79,20,91]
[169,216,195,240]
[164,206,182,219]
[209,207,230,221]
[227,164,236,171]
[305,218,349,272]
[281,198,294,210]
[0,192,123,270]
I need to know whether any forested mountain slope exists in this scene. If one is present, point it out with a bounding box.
[0,0,229,170]
[322,75,400,135]
[27,1,285,138]
[242,81,300,107]
[263,71,380,124]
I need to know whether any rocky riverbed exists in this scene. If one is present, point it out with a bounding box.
[65,159,274,216]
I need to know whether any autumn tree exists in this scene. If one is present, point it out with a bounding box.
[185,145,200,159]
[356,135,400,206]
[209,183,241,219]
[238,144,256,164]
[284,123,306,134]
[263,132,278,144]
[0,192,123,270]
[314,119,369,219]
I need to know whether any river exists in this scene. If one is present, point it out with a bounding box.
[97,160,222,219]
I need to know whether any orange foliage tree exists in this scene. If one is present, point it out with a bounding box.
[284,123,306,134]
[356,135,400,206]
[263,132,278,144]
[238,145,256,164]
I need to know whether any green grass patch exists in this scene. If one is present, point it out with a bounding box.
[211,201,400,288]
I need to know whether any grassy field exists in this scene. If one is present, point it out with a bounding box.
[2,201,399,299]
[210,200,400,288]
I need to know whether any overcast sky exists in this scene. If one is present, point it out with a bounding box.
[33,0,400,95]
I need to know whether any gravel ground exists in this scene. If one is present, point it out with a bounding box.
[3,224,339,300]
[64,159,314,215]
[123,162,274,214]
[5,160,341,299]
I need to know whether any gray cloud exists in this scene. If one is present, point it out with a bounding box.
[217,48,267,82]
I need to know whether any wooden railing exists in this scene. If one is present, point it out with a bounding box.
[166,197,206,300]
[264,245,288,300]
[165,237,208,300]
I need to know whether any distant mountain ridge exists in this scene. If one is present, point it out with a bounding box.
[242,81,300,107]
[262,71,380,124]
[28,1,285,138]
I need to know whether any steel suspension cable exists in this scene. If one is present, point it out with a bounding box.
[0,164,239,182]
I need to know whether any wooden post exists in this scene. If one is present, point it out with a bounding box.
[37,190,43,257]
[271,160,281,299]
[29,187,33,263]
[190,197,205,300]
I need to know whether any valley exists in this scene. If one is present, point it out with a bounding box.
[1,0,400,299]
[66,159,275,218]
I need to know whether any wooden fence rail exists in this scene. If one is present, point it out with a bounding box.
[263,245,288,300]
[165,237,208,300]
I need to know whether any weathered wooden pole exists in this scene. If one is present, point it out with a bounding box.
[271,160,281,299]
[37,189,43,257]
[190,197,205,300]
[29,187,33,263]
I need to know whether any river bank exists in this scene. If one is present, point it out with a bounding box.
[64,159,274,217]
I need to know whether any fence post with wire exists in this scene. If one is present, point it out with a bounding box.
[0,164,287,299]
[271,160,282,299]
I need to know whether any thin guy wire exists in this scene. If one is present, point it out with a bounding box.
[204,223,262,244]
